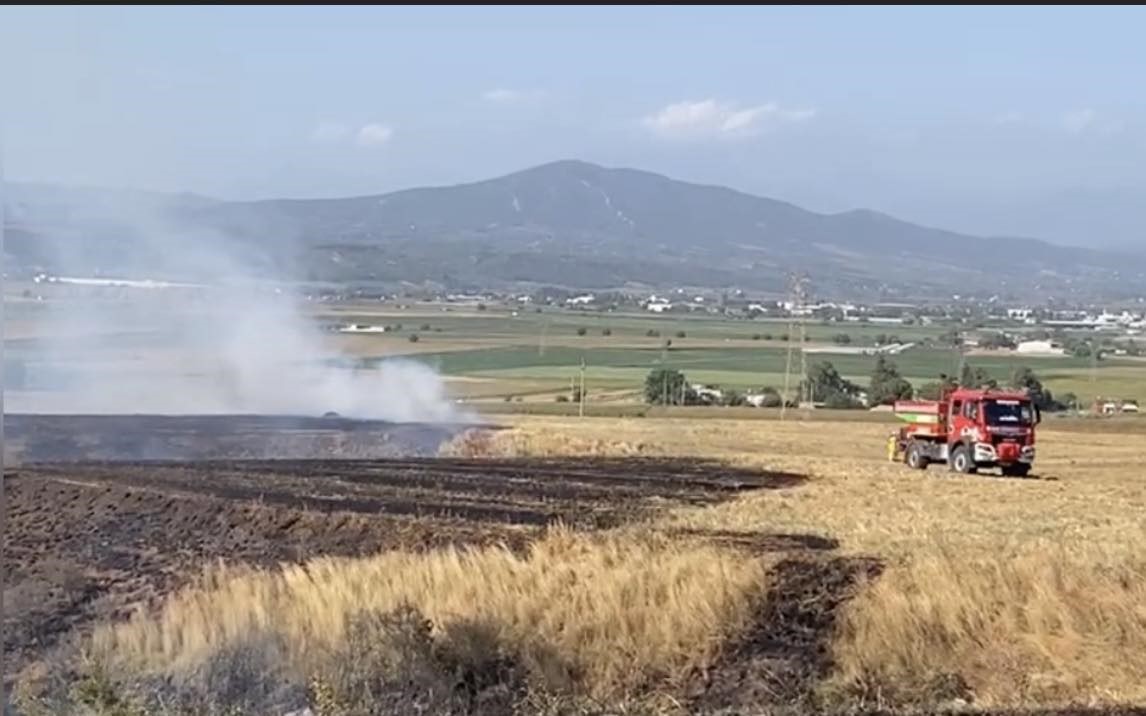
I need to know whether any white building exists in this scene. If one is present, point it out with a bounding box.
[339,324,388,334]
[1015,340,1066,356]
[1007,308,1034,321]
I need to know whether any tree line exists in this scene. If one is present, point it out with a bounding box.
[643,357,1075,411]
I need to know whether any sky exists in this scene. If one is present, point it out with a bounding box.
[3,5,1146,248]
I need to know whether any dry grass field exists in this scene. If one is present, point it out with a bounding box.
[493,417,1146,708]
[13,415,1146,715]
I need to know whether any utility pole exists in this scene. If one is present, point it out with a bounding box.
[539,316,551,357]
[781,272,810,419]
[781,279,796,420]
[578,356,586,418]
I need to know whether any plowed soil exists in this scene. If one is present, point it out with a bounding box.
[3,454,801,680]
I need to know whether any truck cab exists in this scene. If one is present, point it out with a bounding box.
[895,387,1038,477]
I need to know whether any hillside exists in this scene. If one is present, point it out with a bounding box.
[6,161,1145,298]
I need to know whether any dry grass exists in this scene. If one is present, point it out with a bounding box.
[829,541,1146,708]
[492,416,1146,708]
[87,527,765,709]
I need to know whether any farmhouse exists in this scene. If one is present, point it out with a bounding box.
[1015,340,1066,356]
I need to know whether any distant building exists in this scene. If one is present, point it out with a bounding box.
[1094,397,1139,414]
[1015,340,1066,356]
[339,324,388,334]
[690,384,724,404]
[1007,308,1034,321]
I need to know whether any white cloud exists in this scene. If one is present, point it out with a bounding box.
[311,121,350,143]
[1062,108,1098,133]
[641,99,815,140]
[355,123,394,147]
[482,88,545,104]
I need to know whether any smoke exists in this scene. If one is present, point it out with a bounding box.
[7,189,470,423]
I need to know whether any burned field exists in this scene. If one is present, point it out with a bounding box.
[4,413,480,462]
[3,414,802,686]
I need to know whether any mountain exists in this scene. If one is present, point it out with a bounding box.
[6,161,1146,299]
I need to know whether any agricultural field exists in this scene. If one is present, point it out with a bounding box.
[316,302,1146,407]
[7,412,1146,715]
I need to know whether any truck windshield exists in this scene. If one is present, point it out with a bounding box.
[985,400,1033,426]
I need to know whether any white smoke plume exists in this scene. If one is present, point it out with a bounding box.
[7,189,470,424]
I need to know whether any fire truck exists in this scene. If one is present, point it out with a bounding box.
[892,386,1039,476]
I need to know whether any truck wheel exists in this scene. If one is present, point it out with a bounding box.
[905,442,929,470]
[1002,464,1031,478]
[950,446,975,474]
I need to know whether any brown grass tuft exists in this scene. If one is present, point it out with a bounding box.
[89,527,765,708]
[439,426,655,459]
[826,541,1146,708]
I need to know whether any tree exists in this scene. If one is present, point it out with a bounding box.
[753,387,783,408]
[916,381,944,400]
[978,331,1017,350]
[408,333,420,343]
[576,327,588,336]
[959,364,997,389]
[801,361,863,408]
[868,355,914,406]
[602,327,612,336]
[675,330,687,339]
[1010,366,1063,411]
[939,328,962,347]
[722,389,746,407]
[644,367,691,405]
[917,375,959,400]
[832,333,853,345]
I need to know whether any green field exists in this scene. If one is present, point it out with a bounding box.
[328,304,1146,406]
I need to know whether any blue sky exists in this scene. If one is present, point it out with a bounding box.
[4,5,1146,246]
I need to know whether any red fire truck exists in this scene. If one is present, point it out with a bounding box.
[893,386,1039,476]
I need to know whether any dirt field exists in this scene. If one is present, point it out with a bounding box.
[9,414,1146,715]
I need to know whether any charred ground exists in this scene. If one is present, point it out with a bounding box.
[4,419,803,690]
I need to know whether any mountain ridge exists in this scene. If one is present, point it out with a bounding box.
[5,160,1145,299]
